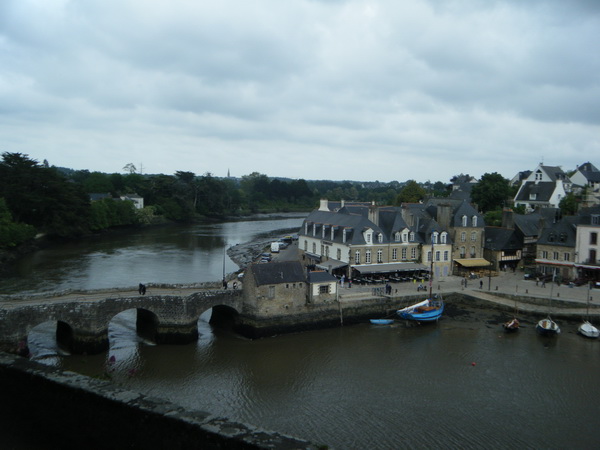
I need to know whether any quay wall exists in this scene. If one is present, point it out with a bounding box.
[0,353,318,450]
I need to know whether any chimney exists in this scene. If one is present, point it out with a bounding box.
[502,208,514,229]
[436,204,452,230]
[319,199,329,211]
[368,203,379,226]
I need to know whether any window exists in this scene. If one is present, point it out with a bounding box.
[432,232,438,244]
[461,215,467,227]
[402,231,408,243]
[331,227,335,240]
[365,250,372,263]
[366,232,372,244]
[304,241,307,251]
[592,215,600,225]
[535,170,542,181]
[529,193,537,201]
[564,253,570,261]
[411,247,417,259]
[591,232,598,245]
[378,233,383,243]
[268,286,275,299]
[410,232,415,242]
[427,251,432,262]
[472,216,477,227]
[395,232,401,242]
[460,246,466,258]
[444,251,449,261]
[312,224,316,236]
[440,232,447,244]
[322,225,326,238]
[470,246,476,257]
[541,250,548,259]
[305,222,309,234]
[355,250,361,264]
[471,231,477,242]
[553,252,559,260]
[337,249,341,260]
[461,232,466,242]
[401,248,407,260]
[392,248,398,261]
[343,228,347,243]
[435,251,440,261]
[319,284,329,294]
[590,249,597,264]
[377,249,383,263]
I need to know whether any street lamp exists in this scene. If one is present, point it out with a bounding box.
[488,260,495,291]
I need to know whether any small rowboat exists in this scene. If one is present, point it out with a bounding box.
[503,317,519,332]
[536,316,560,335]
[370,319,394,325]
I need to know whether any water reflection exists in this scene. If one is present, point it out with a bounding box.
[1,214,305,294]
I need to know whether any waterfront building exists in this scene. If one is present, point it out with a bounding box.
[535,217,578,282]
[513,163,571,212]
[571,162,600,207]
[574,206,600,282]
[483,226,523,271]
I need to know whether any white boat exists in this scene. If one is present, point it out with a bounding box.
[578,321,600,339]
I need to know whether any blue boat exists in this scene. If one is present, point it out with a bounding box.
[370,319,394,325]
[397,299,444,322]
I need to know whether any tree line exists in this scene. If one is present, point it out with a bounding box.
[1,151,538,250]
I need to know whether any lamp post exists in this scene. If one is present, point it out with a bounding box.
[488,260,495,291]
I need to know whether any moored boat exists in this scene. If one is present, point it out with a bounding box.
[536,316,560,335]
[578,321,600,339]
[370,319,394,325]
[503,317,520,332]
[397,298,444,322]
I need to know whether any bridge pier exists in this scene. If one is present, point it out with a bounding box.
[69,329,109,355]
[155,322,199,345]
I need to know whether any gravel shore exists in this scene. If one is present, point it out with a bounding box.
[226,227,298,272]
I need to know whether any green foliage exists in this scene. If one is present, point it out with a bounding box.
[484,210,503,227]
[394,180,427,204]
[470,172,511,212]
[559,192,579,216]
[0,198,36,248]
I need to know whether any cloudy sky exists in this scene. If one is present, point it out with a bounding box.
[1,0,598,183]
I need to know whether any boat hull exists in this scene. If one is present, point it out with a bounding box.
[503,318,519,332]
[578,321,600,338]
[398,301,444,322]
[370,319,394,325]
[536,318,560,335]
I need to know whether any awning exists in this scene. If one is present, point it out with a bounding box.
[304,252,322,262]
[351,262,429,274]
[316,259,348,271]
[454,258,491,268]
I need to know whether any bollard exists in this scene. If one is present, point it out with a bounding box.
[557,292,560,297]
[495,286,498,291]
[526,289,528,294]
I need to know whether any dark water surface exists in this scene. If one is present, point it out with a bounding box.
[6,216,600,449]
[1,214,304,294]
[55,310,600,450]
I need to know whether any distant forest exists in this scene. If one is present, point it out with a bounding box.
[0,152,456,248]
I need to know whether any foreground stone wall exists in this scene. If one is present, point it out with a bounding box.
[0,353,319,450]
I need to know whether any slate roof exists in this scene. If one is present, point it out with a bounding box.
[536,217,578,247]
[484,227,522,251]
[575,162,600,184]
[250,261,306,286]
[539,165,569,182]
[307,271,338,284]
[514,181,557,203]
[577,205,600,225]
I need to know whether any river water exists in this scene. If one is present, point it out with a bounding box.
[4,215,600,449]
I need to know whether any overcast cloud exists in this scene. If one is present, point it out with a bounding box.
[1,0,598,182]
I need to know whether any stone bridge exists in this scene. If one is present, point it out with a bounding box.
[0,288,244,355]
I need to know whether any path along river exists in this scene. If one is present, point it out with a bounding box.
[3,215,600,449]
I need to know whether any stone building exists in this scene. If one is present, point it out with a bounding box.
[242,261,307,316]
[535,217,578,282]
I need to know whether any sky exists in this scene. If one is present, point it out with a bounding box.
[1,0,599,183]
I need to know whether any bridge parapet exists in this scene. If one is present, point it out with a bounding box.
[0,289,243,355]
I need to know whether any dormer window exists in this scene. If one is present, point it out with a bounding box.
[402,229,409,243]
[529,193,537,200]
[305,222,309,234]
[343,228,347,243]
[312,223,316,236]
[461,215,467,227]
[440,232,447,244]
[365,229,373,244]
[432,232,438,244]
[471,216,477,227]
[377,233,383,243]
[331,226,335,240]
[395,232,401,242]
[409,232,415,242]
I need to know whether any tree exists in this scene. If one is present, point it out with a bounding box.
[470,172,511,212]
[394,180,426,204]
[559,192,579,216]
[123,163,137,174]
[0,197,36,248]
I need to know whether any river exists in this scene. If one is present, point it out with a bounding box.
[5,215,600,449]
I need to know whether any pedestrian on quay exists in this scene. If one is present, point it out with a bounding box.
[479,279,483,289]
